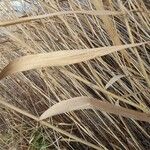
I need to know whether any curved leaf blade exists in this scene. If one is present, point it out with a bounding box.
[39,97,150,122]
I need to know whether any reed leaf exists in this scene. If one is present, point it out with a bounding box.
[0,42,148,79]
[40,97,150,122]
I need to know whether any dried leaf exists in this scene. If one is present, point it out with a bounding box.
[105,75,125,89]
[39,97,150,122]
[0,10,123,27]
[0,42,148,79]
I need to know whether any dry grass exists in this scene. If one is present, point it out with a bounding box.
[0,0,150,149]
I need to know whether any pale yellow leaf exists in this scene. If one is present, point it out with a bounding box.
[39,97,150,122]
[105,75,125,89]
[0,10,123,27]
[0,42,148,79]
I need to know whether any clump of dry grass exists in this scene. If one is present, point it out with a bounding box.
[0,0,150,149]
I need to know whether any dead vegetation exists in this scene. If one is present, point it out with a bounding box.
[0,0,150,149]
